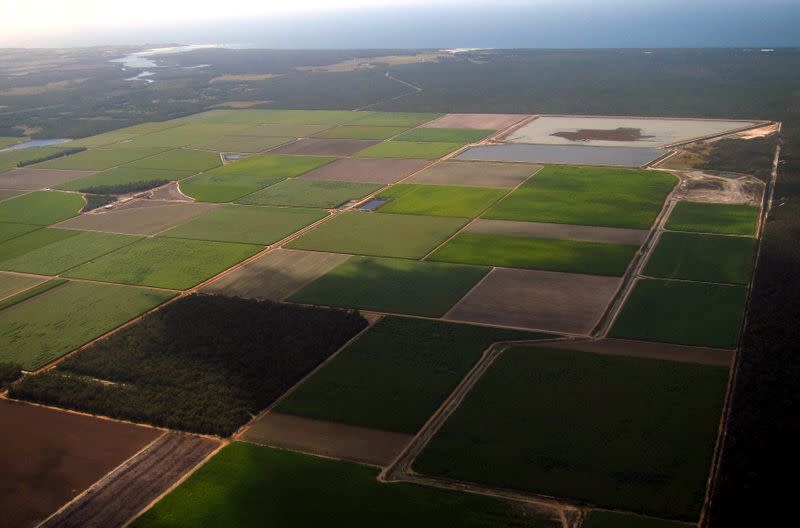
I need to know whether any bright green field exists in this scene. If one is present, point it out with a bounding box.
[377,184,507,217]
[584,511,692,528]
[0,222,41,243]
[180,154,334,202]
[644,232,756,284]
[610,278,747,348]
[0,191,83,225]
[131,443,559,528]
[0,281,174,370]
[349,112,443,128]
[113,124,249,149]
[429,232,637,276]
[289,256,488,317]
[238,179,381,208]
[666,201,759,236]
[124,148,222,172]
[35,147,164,170]
[64,237,262,290]
[278,316,551,434]
[415,346,729,521]
[314,125,409,140]
[0,230,140,275]
[160,205,327,245]
[484,166,677,229]
[285,211,467,259]
[190,135,293,153]
[59,167,193,191]
[356,141,463,160]
[393,128,494,143]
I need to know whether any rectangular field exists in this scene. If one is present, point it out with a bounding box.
[124,148,222,172]
[190,135,293,153]
[269,138,380,157]
[298,157,430,184]
[393,128,494,143]
[0,272,46,300]
[666,201,759,236]
[0,168,96,190]
[238,179,381,208]
[407,160,538,188]
[376,184,507,217]
[467,218,649,245]
[0,222,41,243]
[313,125,409,140]
[644,232,757,284]
[55,201,218,235]
[457,144,665,167]
[422,113,527,130]
[356,141,464,160]
[35,148,164,170]
[58,167,193,191]
[0,191,84,225]
[349,112,443,127]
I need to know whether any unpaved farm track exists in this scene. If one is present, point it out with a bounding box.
[39,433,220,528]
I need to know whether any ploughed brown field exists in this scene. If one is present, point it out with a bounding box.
[551,127,655,142]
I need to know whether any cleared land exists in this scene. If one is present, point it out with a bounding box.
[429,232,637,276]
[160,204,327,245]
[422,113,526,130]
[0,191,83,225]
[445,267,620,334]
[666,201,758,236]
[414,346,729,521]
[644,232,757,284]
[484,166,677,229]
[407,160,538,188]
[0,168,95,190]
[35,148,164,170]
[313,125,409,140]
[356,141,464,160]
[289,256,489,317]
[0,399,161,528]
[377,184,507,217]
[131,443,560,528]
[467,218,648,245]
[202,248,349,301]
[238,179,381,208]
[59,167,193,191]
[190,135,293,153]
[285,211,467,259]
[277,316,551,434]
[55,201,218,235]
[269,138,380,157]
[0,281,174,370]
[124,149,222,172]
[610,278,747,348]
[298,157,430,184]
[64,237,262,290]
[0,272,45,300]
[393,128,494,143]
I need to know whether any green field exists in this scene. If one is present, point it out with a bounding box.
[0,228,77,262]
[193,109,361,126]
[289,256,488,316]
[190,135,293,153]
[0,137,23,149]
[0,191,83,225]
[584,511,692,528]
[64,237,262,290]
[0,147,80,172]
[131,443,559,528]
[0,281,174,370]
[377,184,507,217]
[0,279,67,312]
[484,166,677,229]
[59,167,193,191]
[414,346,729,521]
[180,154,334,202]
[66,122,176,148]
[356,141,463,160]
[314,125,409,140]
[113,124,249,149]
[429,232,637,276]
[278,316,551,434]
[285,211,467,259]
[610,278,747,348]
[393,128,494,143]
[666,201,759,236]
[0,222,41,243]
[237,123,332,137]
[161,205,327,245]
[349,112,443,127]
[0,272,45,300]
[238,179,381,208]
[124,148,222,172]
[644,232,757,284]
[34,147,164,170]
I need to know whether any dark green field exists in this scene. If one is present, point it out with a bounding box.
[377,184,507,217]
[644,232,756,284]
[666,202,758,236]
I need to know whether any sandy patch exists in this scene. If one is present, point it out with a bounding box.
[467,219,648,245]
[55,200,218,235]
[270,138,380,157]
[673,171,764,205]
[548,338,732,366]
[0,169,96,190]
[298,158,430,184]
[407,160,538,188]
[422,113,528,131]
[736,122,778,139]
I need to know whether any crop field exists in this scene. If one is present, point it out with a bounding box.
[130,443,559,528]
[64,237,262,290]
[0,189,26,202]
[277,316,551,434]
[180,154,334,202]
[349,111,443,127]
[467,218,649,245]
[429,232,637,275]
[298,157,430,184]
[484,166,677,229]
[238,179,381,208]
[0,279,66,312]
[644,232,757,284]
[270,138,381,157]
[235,123,333,137]
[35,147,165,170]
[55,201,218,235]
[0,147,83,172]
[0,222,42,243]
[356,141,464,159]
[422,113,526,130]
[407,160,539,188]
[0,228,78,262]
[0,272,45,300]
[190,135,293,153]
[0,281,174,370]
[611,278,747,348]
[285,211,467,259]
[0,168,96,190]
[0,191,83,225]
[414,346,729,521]
[113,124,249,149]
[289,256,489,316]
[124,148,222,172]
[195,109,363,126]
[314,125,409,140]
[376,184,507,217]
[393,127,494,143]
[666,201,758,236]
[59,167,193,191]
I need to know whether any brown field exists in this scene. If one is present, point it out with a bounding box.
[298,158,430,184]
[421,113,528,130]
[0,399,161,528]
[241,412,412,467]
[40,433,220,528]
[0,189,26,201]
[269,138,380,157]
[466,218,649,245]
[548,338,733,366]
[0,168,96,190]
[202,248,349,300]
[444,267,620,334]
[55,200,218,235]
[407,160,539,188]
[146,182,192,201]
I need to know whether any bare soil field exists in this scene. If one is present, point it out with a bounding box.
[0,168,96,190]
[55,201,218,235]
[0,189,26,201]
[270,138,380,157]
[444,267,620,334]
[145,182,193,201]
[298,157,430,184]
[466,218,649,245]
[407,160,539,188]
[0,399,161,528]
[202,249,350,301]
[548,338,733,366]
[422,113,528,130]
[672,171,764,205]
[41,433,220,528]
[241,412,412,467]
